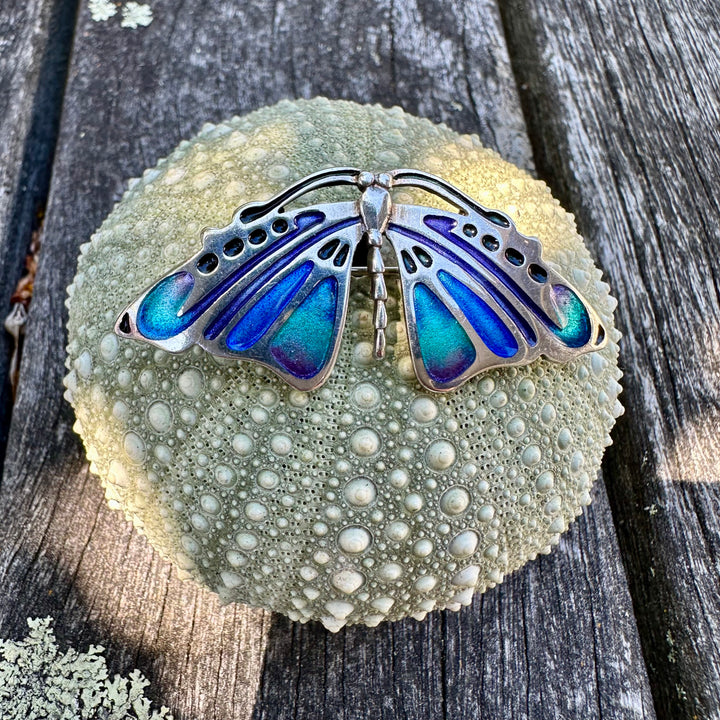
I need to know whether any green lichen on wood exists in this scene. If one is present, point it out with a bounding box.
[0,617,172,720]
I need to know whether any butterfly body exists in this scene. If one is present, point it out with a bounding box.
[116,168,607,392]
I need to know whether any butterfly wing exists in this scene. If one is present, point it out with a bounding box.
[116,198,363,391]
[386,191,606,392]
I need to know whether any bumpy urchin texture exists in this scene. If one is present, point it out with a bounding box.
[64,98,622,631]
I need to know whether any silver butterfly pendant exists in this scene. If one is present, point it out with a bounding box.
[115,168,607,393]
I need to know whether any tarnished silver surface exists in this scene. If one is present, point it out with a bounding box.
[115,168,607,392]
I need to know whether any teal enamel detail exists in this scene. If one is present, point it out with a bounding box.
[437,270,518,358]
[550,285,592,347]
[413,283,475,384]
[136,272,197,340]
[226,262,314,352]
[269,277,338,379]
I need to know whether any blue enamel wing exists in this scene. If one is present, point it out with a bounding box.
[115,168,607,393]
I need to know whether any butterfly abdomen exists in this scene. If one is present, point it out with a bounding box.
[358,176,393,358]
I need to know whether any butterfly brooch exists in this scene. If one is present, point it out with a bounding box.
[115,168,607,393]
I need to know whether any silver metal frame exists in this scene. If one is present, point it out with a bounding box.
[115,168,607,393]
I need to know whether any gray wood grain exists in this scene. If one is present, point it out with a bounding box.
[0,0,77,457]
[0,0,654,717]
[501,0,720,717]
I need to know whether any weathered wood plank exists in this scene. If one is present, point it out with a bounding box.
[501,0,720,717]
[0,0,77,458]
[0,0,654,717]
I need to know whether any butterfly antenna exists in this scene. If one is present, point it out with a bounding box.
[358,173,392,359]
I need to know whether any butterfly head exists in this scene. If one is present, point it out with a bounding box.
[357,171,393,190]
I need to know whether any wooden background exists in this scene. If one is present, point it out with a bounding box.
[1,0,718,717]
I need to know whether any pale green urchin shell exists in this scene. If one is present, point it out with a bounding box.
[64,98,622,631]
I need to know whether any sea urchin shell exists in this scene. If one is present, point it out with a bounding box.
[64,98,622,630]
